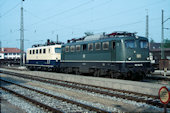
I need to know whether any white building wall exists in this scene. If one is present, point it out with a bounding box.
[0,53,4,59]
[4,53,20,59]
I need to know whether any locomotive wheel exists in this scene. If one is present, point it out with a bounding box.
[94,69,100,77]
[75,68,80,75]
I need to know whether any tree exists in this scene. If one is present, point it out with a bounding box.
[150,38,155,43]
[164,38,170,48]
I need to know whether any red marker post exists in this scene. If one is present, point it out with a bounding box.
[158,86,170,113]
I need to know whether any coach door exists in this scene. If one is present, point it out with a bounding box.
[111,41,116,61]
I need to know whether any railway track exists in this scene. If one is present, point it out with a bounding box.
[1,66,170,81]
[0,87,63,113]
[0,79,109,112]
[0,70,169,108]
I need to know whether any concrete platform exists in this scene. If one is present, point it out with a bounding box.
[0,68,169,96]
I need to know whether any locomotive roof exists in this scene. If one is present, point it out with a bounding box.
[27,44,61,51]
[63,35,147,46]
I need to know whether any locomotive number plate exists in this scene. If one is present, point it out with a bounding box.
[134,64,143,66]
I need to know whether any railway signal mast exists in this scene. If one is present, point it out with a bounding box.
[20,0,24,66]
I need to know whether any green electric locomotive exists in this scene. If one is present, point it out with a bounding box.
[60,31,151,80]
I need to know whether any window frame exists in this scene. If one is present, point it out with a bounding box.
[65,46,69,52]
[36,49,38,54]
[43,49,46,54]
[55,48,61,53]
[102,42,109,50]
[88,43,93,51]
[76,45,80,52]
[29,50,32,54]
[70,46,75,52]
[125,40,136,48]
[95,42,101,50]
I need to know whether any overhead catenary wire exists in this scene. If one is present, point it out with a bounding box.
[25,0,93,28]
[0,2,20,18]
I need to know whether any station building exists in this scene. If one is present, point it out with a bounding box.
[0,48,21,60]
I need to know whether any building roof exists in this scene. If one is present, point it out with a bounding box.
[0,48,21,53]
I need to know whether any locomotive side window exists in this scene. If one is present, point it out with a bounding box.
[140,40,148,48]
[65,46,69,52]
[55,48,61,53]
[103,42,109,50]
[88,43,93,51]
[82,44,87,51]
[70,46,75,52]
[36,49,38,54]
[33,50,35,54]
[43,49,46,54]
[40,49,42,54]
[112,42,115,49]
[49,49,50,53]
[125,40,135,48]
[29,50,32,54]
[95,42,101,50]
[76,45,80,51]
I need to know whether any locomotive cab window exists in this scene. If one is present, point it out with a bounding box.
[70,46,75,52]
[125,40,135,48]
[95,42,101,50]
[88,43,93,51]
[76,45,80,51]
[55,48,61,53]
[103,42,109,50]
[140,40,148,48]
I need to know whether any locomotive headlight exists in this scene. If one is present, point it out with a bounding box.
[147,57,150,60]
[128,57,132,61]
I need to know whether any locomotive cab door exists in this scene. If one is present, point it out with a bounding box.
[111,41,116,61]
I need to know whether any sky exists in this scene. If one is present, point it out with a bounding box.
[0,0,170,51]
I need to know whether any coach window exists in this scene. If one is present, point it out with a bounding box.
[43,49,46,54]
[33,50,35,54]
[82,44,87,51]
[65,46,69,52]
[103,42,109,50]
[76,45,80,52]
[29,50,32,54]
[70,46,75,52]
[88,43,93,51]
[40,49,42,54]
[95,42,101,50]
[55,48,61,53]
[112,42,116,49]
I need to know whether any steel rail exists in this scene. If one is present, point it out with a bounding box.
[0,79,109,113]
[0,70,169,108]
